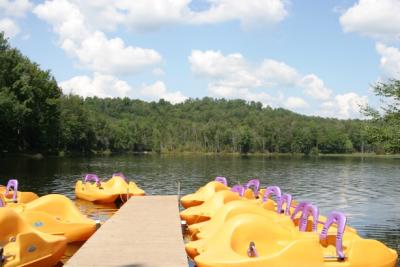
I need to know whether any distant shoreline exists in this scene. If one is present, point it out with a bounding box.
[2,150,400,159]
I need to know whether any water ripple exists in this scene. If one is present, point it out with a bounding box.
[0,154,399,265]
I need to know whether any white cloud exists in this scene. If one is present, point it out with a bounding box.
[0,18,19,38]
[189,50,332,103]
[73,0,190,32]
[33,0,89,40]
[285,97,308,109]
[190,50,303,92]
[0,0,31,38]
[258,59,299,86]
[299,74,332,100]
[339,0,400,99]
[190,50,247,78]
[321,93,367,119]
[60,73,133,98]
[189,50,277,105]
[34,0,162,75]
[189,0,288,29]
[0,0,32,17]
[376,43,400,79]
[140,81,188,104]
[189,49,368,118]
[61,75,187,104]
[35,0,187,105]
[190,50,261,87]
[45,0,288,33]
[340,0,400,41]
[65,31,162,75]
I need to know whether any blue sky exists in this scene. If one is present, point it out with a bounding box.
[1,0,400,119]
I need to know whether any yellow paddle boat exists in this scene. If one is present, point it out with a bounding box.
[184,184,285,230]
[12,194,99,243]
[243,179,262,199]
[75,173,145,203]
[244,186,357,234]
[180,177,229,209]
[180,185,252,225]
[180,177,263,209]
[0,207,67,267]
[188,200,284,240]
[193,212,398,267]
[0,179,38,204]
[186,198,358,259]
[186,200,295,259]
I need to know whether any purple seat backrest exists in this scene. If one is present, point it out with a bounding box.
[231,185,245,197]
[5,179,18,202]
[84,174,101,186]
[112,172,128,182]
[291,201,310,220]
[299,203,319,232]
[262,186,282,213]
[244,179,260,197]
[281,193,293,215]
[320,211,347,260]
[215,176,228,186]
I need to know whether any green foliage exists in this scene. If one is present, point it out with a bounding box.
[0,32,61,152]
[60,97,369,154]
[364,79,400,153]
[59,95,95,153]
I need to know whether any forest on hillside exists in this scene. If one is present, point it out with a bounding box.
[0,33,398,155]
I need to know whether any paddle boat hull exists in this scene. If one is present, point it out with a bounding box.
[13,194,98,243]
[180,190,243,225]
[0,208,67,267]
[192,213,397,267]
[0,180,39,204]
[180,179,229,209]
[75,173,145,203]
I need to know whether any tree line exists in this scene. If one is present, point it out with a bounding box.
[0,32,397,155]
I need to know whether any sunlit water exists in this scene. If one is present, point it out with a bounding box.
[0,154,399,265]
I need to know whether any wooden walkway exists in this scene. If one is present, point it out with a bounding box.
[65,195,188,267]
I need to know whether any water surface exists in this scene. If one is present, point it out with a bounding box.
[0,154,399,264]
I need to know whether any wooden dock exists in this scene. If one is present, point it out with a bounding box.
[65,195,189,267]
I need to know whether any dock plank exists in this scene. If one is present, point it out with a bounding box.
[66,195,188,267]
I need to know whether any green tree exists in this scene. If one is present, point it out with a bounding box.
[59,95,95,153]
[364,79,400,153]
[0,32,61,152]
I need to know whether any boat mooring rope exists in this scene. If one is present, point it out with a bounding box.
[119,187,130,203]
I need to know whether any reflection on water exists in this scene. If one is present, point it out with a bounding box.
[74,198,118,222]
[0,154,399,265]
[60,241,84,265]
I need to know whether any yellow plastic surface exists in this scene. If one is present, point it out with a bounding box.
[189,200,287,240]
[180,190,242,225]
[0,207,67,267]
[191,213,398,267]
[180,181,229,209]
[13,194,97,243]
[75,175,145,203]
[0,185,39,204]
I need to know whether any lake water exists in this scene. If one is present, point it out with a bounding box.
[0,154,399,265]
